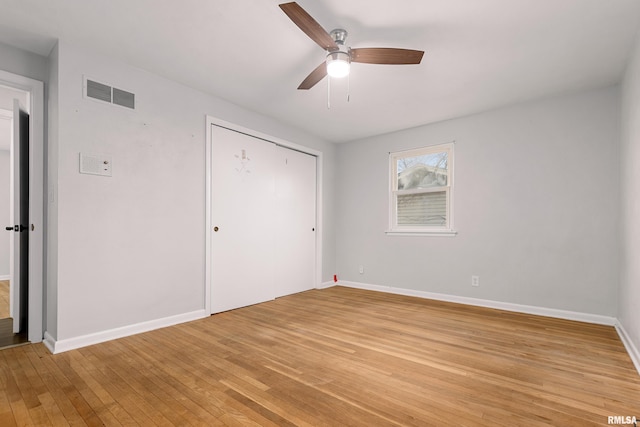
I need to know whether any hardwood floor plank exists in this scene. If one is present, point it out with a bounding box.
[107,339,209,426]
[64,350,128,426]
[0,412,17,427]
[94,340,205,424]
[0,281,9,320]
[74,349,155,427]
[122,344,231,422]
[0,354,18,426]
[1,286,639,426]
[21,346,89,426]
[80,345,175,426]
[36,392,71,427]
[1,349,34,426]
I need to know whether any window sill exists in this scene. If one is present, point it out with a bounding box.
[385,229,458,237]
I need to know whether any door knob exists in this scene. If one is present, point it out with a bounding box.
[213,226,219,232]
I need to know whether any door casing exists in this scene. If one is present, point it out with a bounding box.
[0,70,44,343]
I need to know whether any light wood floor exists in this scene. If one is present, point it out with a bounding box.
[1,286,639,426]
[0,280,9,319]
[0,280,27,349]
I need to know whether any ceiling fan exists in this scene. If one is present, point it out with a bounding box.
[279,2,425,90]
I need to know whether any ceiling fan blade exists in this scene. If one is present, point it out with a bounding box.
[350,48,424,65]
[279,2,338,50]
[298,62,327,90]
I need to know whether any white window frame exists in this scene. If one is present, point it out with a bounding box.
[386,142,457,236]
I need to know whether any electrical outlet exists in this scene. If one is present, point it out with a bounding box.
[471,275,480,287]
[359,265,364,274]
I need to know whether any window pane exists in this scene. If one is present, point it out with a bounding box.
[397,191,447,226]
[397,152,448,190]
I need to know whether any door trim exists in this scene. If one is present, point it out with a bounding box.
[204,115,323,315]
[0,70,44,343]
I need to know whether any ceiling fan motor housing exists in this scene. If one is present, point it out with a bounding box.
[326,29,351,78]
[330,29,348,46]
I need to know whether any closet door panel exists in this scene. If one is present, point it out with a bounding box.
[210,125,277,313]
[275,146,317,297]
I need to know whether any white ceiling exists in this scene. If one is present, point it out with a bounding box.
[0,0,639,143]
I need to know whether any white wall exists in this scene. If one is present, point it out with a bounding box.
[0,150,9,278]
[0,41,48,84]
[620,32,640,360]
[336,87,620,316]
[48,41,336,342]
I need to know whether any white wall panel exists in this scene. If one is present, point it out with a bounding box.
[49,41,335,343]
[336,87,620,316]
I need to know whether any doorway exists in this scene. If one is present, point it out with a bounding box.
[0,87,29,347]
[205,118,322,315]
[0,70,44,345]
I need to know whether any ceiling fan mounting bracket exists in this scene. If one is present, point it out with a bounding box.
[329,29,348,46]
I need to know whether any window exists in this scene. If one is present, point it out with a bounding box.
[388,142,456,236]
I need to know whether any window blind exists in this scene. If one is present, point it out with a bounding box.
[397,191,447,226]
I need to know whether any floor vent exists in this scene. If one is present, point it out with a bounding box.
[85,78,135,110]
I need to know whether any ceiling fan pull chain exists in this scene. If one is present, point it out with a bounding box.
[347,72,351,103]
[327,76,331,109]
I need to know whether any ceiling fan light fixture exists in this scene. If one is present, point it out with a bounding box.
[326,51,350,78]
[279,3,424,90]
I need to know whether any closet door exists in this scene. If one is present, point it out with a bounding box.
[274,146,316,297]
[210,125,277,313]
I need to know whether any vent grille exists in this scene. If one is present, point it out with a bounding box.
[86,80,111,103]
[85,78,135,109]
[113,88,135,109]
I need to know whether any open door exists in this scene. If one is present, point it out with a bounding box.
[0,70,43,345]
[9,99,28,334]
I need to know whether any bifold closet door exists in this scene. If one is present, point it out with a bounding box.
[210,125,317,314]
[211,125,278,313]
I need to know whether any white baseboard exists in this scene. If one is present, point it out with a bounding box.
[337,280,617,326]
[44,309,208,354]
[615,321,640,376]
[317,281,336,290]
[0,275,10,281]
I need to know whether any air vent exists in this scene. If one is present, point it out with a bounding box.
[86,80,111,103]
[113,88,135,109]
[84,77,135,110]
